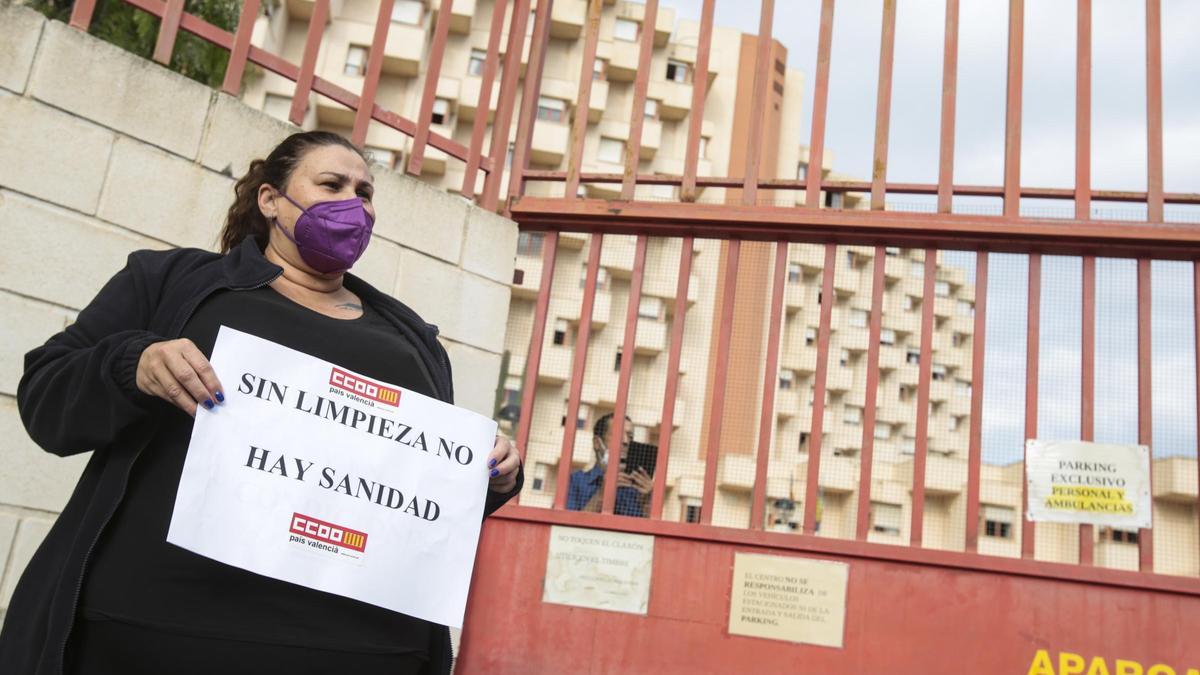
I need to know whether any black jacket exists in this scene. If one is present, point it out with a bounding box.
[0,239,520,674]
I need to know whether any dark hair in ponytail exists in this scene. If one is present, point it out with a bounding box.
[220,131,366,253]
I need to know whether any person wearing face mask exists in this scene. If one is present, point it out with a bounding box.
[0,131,522,675]
[565,413,653,517]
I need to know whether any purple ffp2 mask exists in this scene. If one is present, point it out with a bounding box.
[273,192,375,274]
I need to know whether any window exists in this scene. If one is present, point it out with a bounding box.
[431,98,452,126]
[955,378,971,396]
[516,231,544,256]
[796,162,808,181]
[871,502,902,535]
[614,348,622,372]
[824,191,844,209]
[613,18,638,42]
[263,94,293,122]
[1106,529,1140,544]
[874,422,891,440]
[787,262,802,283]
[899,385,912,401]
[597,137,624,164]
[898,437,915,455]
[579,263,609,289]
[344,45,368,76]
[931,364,947,381]
[593,58,607,81]
[363,146,397,170]
[906,349,920,365]
[951,332,964,348]
[684,503,702,524]
[779,369,795,390]
[576,403,591,430]
[467,48,487,76]
[505,142,515,167]
[983,505,1014,539]
[553,318,569,346]
[536,96,566,123]
[839,349,851,367]
[957,300,975,316]
[844,406,862,426]
[935,280,951,297]
[885,246,900,256]
[532,463,548,491]
[949,415,961,432]
[644,99,659,120]
[638,296,663,320]
[503,386,521,408]
[849,309,869,328]
[666,59,690,83]
[880,328,896,346]
[902,295,917,312]
[391,0,423,25]
[698,137,708,159]
[910,260,925,278]
[798,432,809,449]
[805,327,817,346]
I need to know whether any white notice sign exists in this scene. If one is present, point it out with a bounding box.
[1026,439,1152,528]
[728,553,849,648]
[543,526,654,614]
[167,326,496,628]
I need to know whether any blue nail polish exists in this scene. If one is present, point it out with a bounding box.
[490,468,499,477]
[203,399,214,410]
[488,458,497,468]
[215,391,225,403]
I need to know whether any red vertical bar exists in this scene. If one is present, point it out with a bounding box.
[869,0,898,211]
[855,248,887,541]
[740,0,775,206]
[1075,0,1092,220]
[751,242,789,530]
[351,0,396,147]
[565,0,605,199]
[460,0,510,199]
[1137,257,1154,571]
[803,244,838,534]
[290,0,329,127]
[1145,0,1164,224]
[804,0,836,209]
[700,240,742,525]
[481,0,532,210]
[936,0,960,214]
[69,0,99,30]
[1195,262,1200,570]
[407,0,457,175]
[553,234,604,511]
[602,236,650,514]
[1022,253,1041,559]
[620,0,659,201]
[221,0,261,96]
[651,238,694,520]
[152,0,185,66]
[507,0,555,204]
[910,250,938,546]
[964,252,988,552]
[680,0,716,202]
[1079,255,1096,565]
[1002,0,1024,219]
[515,232,559,465]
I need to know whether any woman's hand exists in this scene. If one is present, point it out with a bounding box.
[487,435,521,493]
[136,338,224,417]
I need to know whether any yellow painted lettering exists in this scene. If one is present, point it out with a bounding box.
[1087,657,1113,675]
[1146,667,1175,675]
[1116,661,1145,675]
[1060,653,1087,675]
[1029,650,1057,675]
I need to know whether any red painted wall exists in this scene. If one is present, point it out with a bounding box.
[457,518,1200,674]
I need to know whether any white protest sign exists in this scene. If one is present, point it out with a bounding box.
[1025,439,1152,528]
[167,326,496,628]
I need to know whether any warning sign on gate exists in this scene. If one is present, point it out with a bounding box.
[1025,440,1152,529]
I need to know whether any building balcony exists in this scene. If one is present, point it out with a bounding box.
[833,267,859,295]
[649,79,693,121]
[947,391,972,418]
[599,235,636,277]
[818,454,860,494]
[1153,457,1199,503]
[950,313,975,335]
[549,0,586,39]
[886,310,920,337]
[431,0,474,35]
[581,161,624,199]
[902,454,967,496]
[884,255,906,280]
[781,347,817,375]
[795,245,826,272]
[775,388,803,419]
[614,1,674,47]
[934,295,954,319]
[287,0,341,21]
[538,343,573,384]
[642,270,699,307]
[458,75,499,122]
[897,363,920,388]
[878,344,904,371]
[587,80,610,122]
[634,318,668,355]
[838,326,869,353]
[717,454,757,493]
[784,283,804,312]
[512,252,542,299]
[606,41,638,82]
[929,379,951,403]
[559,289,612,328]
[529,119,570,166]
[826,366,854,393]
[383,23,426,76]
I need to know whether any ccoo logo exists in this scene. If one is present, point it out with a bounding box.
[290,513,368,552]
[329,367,400,407]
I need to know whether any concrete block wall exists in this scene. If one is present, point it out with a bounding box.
[0,2,517,626]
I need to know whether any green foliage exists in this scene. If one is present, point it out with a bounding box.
[27,0,246,89]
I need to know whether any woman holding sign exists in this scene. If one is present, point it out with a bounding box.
[2,131,522,675]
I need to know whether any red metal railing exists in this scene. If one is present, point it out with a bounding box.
[64,0,1200,594]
